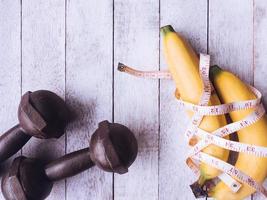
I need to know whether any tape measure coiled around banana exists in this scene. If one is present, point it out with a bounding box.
[118,54,267,198]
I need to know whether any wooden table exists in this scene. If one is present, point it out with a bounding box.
[0,0,267,199]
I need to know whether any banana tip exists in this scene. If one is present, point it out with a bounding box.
[209,65,223,80]
[160,25,175,35]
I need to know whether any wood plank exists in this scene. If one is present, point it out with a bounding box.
[209,0,254,83]
[209,0,253,200]
[66,0,113,199]
[114,0,159,199]
[0,1,21,199]
[159,0,207,199]
[21,0,65,199]
[253,0,267,199]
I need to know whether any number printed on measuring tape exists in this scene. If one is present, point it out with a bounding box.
[183,54,267,197]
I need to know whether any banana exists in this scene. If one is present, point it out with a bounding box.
[160,25,229,183]
[209,66,267,200]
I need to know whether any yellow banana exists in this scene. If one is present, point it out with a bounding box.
[210,66,267,200]
[160,25,229,183]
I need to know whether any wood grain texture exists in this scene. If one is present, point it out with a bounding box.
[209,0,254,84]
[21,0,66,199]
[114,0,159,199]
[66,0,113,199]
[253,0,267,199]
[209,0,253,200]
[0,1,267,199]
[0,1,21,199]
[159,0,207,200]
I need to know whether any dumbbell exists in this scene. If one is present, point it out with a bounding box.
[0,90,71,163]
[2,120,138,200]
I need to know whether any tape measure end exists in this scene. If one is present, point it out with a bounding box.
[118,62,126,72]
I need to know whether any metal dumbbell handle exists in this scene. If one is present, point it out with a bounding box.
[44,148,94,181]
[0,125,31,163]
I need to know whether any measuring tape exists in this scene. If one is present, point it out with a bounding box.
[118,54,267,198]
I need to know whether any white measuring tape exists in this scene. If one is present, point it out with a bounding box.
[118,54,267,197]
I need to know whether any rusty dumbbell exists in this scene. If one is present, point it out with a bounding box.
[1,120,138,200]
[0,90,71,164]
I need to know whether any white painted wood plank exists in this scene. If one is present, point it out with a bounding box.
[160,0,207,199]
[114,0,159,199]
[21,0,65,199]
[209,0,253,200]
[209,0,254,84]
[0,1,21,199]
[253,1,267,199]
[66,0,113,199]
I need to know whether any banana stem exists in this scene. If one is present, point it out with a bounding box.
[160,25,175,36]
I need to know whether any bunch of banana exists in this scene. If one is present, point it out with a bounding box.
[160,25,230,184]
[161,24,267,200]
[209,66,267,200]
